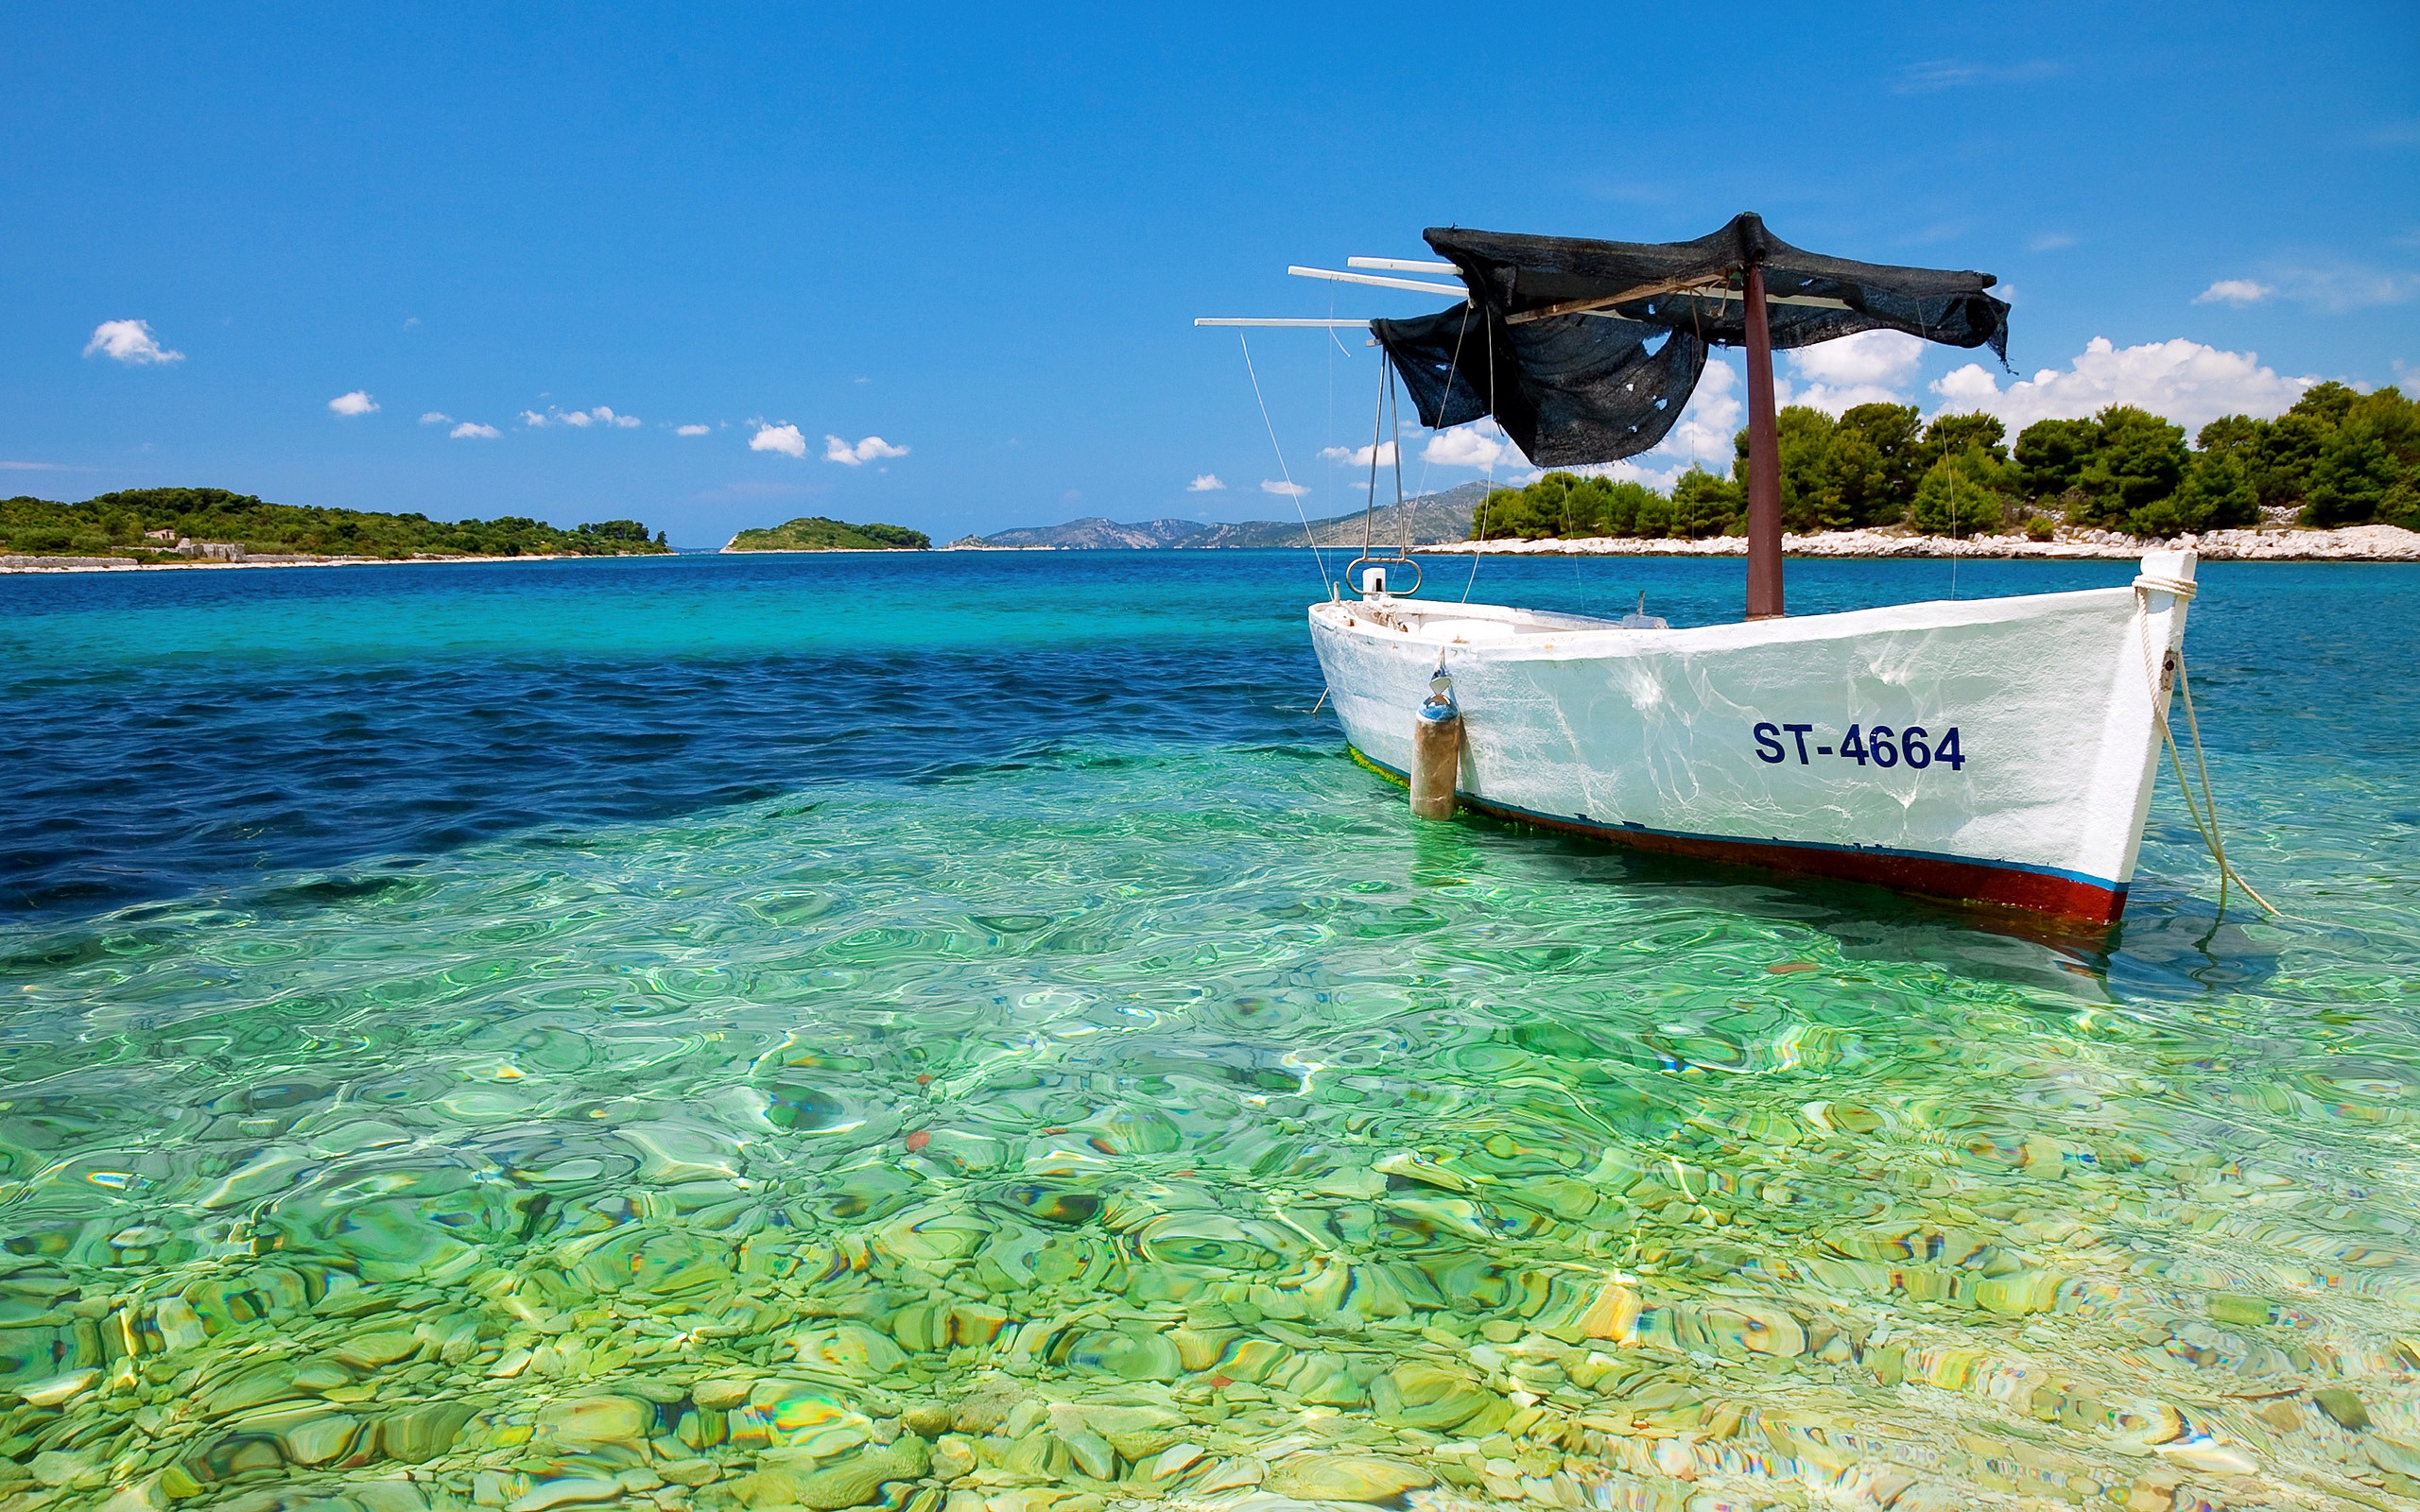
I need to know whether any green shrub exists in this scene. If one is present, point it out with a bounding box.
[1910,447,2016,534]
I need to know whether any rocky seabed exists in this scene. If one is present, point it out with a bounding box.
[1429,524,2420,562]
[6,1122,2420,1512]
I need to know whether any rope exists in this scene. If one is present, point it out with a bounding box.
[1463,310,1497,603]
[1240,333,1330,592]
[1361,354,1388,559]
[1391,368,1413,559]
[2134,576,2285,919]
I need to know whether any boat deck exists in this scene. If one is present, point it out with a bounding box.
[1309,596,1630,645]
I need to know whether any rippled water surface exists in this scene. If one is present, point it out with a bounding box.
[3,551,2418,1512]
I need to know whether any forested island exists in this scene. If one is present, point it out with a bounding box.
[1,488,669,563]
[724,517,931,551]
[1474,382,2419,541]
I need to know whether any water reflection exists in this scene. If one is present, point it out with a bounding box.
[1,743,2412,1511]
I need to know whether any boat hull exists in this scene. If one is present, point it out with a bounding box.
[1308,552,2195,924]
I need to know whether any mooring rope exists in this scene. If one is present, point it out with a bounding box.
[2135,575,2285,919]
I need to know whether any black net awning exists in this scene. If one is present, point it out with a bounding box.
[1372,212,2010,468]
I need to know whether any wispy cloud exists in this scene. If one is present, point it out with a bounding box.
[0,460,79,471]
[523,405,642,429]
[1931,335,2317,431]
[450,421,501,439]
[823,434,908,465]
[420,411,451,425]
[673,423,712,438]
[750,423,808,458]
[1893,59,2061,94]
[327,390,379,417]
[2194,279,2273,306]
[2027,232,2078,253]
[2265,259,2417,313]
[1186,473,1225,491]
[83,319,182,365]
[1260,480,1308,498]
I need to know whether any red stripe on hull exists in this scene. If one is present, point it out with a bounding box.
[1462,796,2128,925]
[1347,746,2127,925]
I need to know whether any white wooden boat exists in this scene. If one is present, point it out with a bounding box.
[1204,214,2198,923]
[1309,552,2194,923]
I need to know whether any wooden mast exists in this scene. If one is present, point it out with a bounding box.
[1741,258,1785,620]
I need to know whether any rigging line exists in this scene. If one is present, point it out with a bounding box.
[1947,430,1960,602]
[1362,352,1388,560]
[1463,308,1497,603]
[1239,332,1330,592]
[1389,303,1470,574]
[1325,290,1334,463]
[1391,364,1413,559]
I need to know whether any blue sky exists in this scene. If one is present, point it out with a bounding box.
[6,4,2414,545]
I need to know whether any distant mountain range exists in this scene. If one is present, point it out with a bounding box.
[951,481,1488,550]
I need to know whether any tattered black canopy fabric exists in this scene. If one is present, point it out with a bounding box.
[1372,212,2010,468]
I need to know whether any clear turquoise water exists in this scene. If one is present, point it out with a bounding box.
[2,552,2417,1512]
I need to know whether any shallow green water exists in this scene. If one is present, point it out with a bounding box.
[4,554,2418,1512]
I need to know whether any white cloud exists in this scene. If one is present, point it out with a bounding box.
[420,411,451,425]
[823,434,908,465]
[751,423,809,458]
[674,423,712,438]
[327,390,379,417]
[1930,336,2318,431]
[1665,359,1742,465]
[83,319,182,365]
[450,421,501,439]
[1421,422,1514,469]
[2028,232,2078,253]
[1186,473,1225,491]
[1320,440,1399,467]
[1788,329,1925,389]
[1772,330,1926,414]
[1260,480,1309,497]
[524,405,641,429]
[2195,279,2273,306]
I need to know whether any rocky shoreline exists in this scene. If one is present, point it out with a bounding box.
[1420,524,2420,562]
[0,552,587,574]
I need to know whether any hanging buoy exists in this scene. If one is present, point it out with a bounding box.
[1409,668,1461,820]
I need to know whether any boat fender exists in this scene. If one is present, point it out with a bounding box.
[1409,668,1461,821]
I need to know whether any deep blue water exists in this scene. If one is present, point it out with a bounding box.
[4,549,2413,924]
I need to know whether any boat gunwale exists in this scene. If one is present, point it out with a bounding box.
[1308,580,2147,661]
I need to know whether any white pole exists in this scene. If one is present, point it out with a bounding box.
[1287,266,1467,298]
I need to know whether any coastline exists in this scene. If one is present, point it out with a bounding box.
[1417,523,2420,562]
[0,551,607,576]
[716,546,927,556]
[15,524,2418,573]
